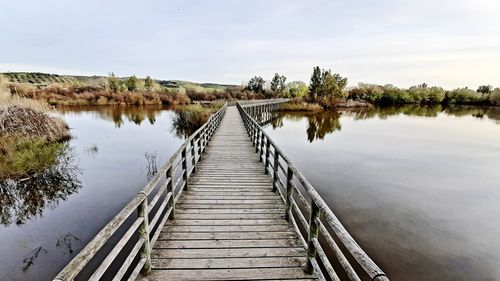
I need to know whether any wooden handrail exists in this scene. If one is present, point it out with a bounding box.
[236,100,388,281]
[53,102,227,281]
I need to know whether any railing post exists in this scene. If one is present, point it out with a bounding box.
[255,130,260,153]
[197,136,203,161]
[272,152,279,192]
[305,200,320,274]
[182,146,188,191]
[265,141,271,174]
[285,166,293,221]
[166,166,175,219]
[138,195,152,274]
[190,138,197,174]
[259,134,265,162]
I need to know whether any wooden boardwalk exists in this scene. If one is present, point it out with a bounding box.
[139,107,317,280]
[54,101,388,281]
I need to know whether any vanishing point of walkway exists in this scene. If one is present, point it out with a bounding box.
[139,107,317,280]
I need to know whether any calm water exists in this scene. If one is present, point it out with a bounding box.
[0,106,184,281]
[1,105,499,281]
[263,105,500,281]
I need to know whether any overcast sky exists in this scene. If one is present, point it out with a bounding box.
[1,0,499,88]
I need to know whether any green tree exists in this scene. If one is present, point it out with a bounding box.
[126,75,139,91]
[144,76,153,91]
[477,85,492,94]
[317,70,348,99]
[287,81,308,97]
[270,73,287,97]
[308,66,322,100]
[108,72,119,93]
[246,76,266,94]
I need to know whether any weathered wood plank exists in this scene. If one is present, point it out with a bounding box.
[166,219,288,226]
[154,239,302,249]
[151,247,307,259]
[157,231,297,240]
[173,213,284,220]
[151,256,307,269]
[162,225,292,232]
[137,268,316,280]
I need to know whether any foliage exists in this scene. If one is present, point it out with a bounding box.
[270,73,287,97]
[172,104,221,137]
[108,73,119,93]
[307,66,348,106]
[279,98,322,111]
[126,75,139,91]
[287,81,308,98]
[246,76,266,95]
[144,76,153,91]
[477,85,492,94]
[490,88,500,105]
[444,88,488,105]
[309,66,322,99]
[0,136,68,180]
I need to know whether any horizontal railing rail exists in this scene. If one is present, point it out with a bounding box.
[237,101,388,281]
[53,103,227,281]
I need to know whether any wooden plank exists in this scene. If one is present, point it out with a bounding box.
[151,256,307,269]
[176,208,284,214]
[136,267,316,280]
[162,225,292,232]
[154,239,302,249]
[181,199,281,204]
[157,231,297,240]
[178,205,283,210]
[166,219,288,226]
[173,213,284,220]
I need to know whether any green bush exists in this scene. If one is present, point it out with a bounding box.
[0,136,67,180]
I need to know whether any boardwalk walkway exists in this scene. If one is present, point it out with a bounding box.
[140,107,317,280]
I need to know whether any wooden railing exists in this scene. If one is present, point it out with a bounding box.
[53,103,227,281]
[237,101,389,281]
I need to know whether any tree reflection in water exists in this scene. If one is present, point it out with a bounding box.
[271,105,500,142]
[57,106,164,127]
[0,144,81,226]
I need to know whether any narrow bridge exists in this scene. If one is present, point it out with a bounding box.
[54,100,388,281]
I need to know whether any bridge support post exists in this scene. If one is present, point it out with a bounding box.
[190,139,197,174]
[264,140,271,174]
[138,195,152,275]
[255,130,260,153]
[182,147,188,191]
[285,166,293,221]
[259,134,265,162]
[305,200,320,274]
[166,166,175,219]
[272,152,279,192]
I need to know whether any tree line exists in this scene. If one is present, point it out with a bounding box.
[245,67,500,107]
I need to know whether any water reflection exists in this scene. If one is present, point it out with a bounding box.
[0,145,81,226]
[272,105,500,142]
[265,105,500,281]
[57,106,165,127]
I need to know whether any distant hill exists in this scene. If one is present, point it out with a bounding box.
[0,72,237,92]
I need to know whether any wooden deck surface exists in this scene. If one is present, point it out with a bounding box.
[138,107,317,280]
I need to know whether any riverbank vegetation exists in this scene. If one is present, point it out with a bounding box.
[172,102,225,137]
[242,67,500,109]
[0,86,71,180]
[3,71,499,109]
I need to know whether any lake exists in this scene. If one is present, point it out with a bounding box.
[0,106,185,281]
[1,105,499,281]
[263,105,500,281]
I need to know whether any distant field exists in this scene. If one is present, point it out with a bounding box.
[1,72,236,92]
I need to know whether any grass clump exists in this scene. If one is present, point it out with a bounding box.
[0,136,67,180]
[172,103,223,137]
[279,98,323,111]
